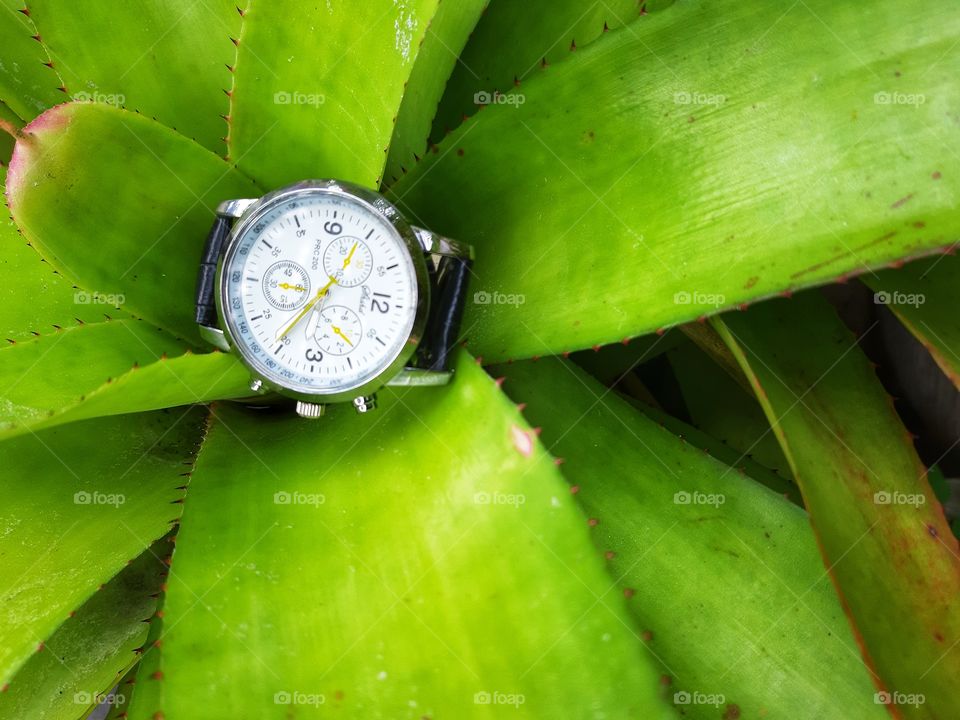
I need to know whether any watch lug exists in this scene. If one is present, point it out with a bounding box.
[216,198,259,219]
[199,324,231,352]
[352,395,378,413]
[411,226,475,260]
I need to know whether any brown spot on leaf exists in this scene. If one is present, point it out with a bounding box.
[723,704,741,719]
[890,193,915,209]
[744,276,759,289]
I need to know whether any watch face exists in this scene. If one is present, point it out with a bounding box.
[220,185,422,397]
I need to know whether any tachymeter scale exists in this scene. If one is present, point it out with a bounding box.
[221,189,418,394]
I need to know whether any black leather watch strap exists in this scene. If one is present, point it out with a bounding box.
[194,215,233,327]
[414,255,472,372]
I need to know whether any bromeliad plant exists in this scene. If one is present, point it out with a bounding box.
[0,0,958,718]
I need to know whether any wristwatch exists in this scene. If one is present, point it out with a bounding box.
[194,179,473,418]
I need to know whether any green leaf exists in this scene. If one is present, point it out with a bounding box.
[668,340,794,480]
[0,322,248,439]
[569,331,682,387]
[392,0,960,362]
[0,1,65,119]
[431,0,647,142]
[0,106,16,161]
[1,171,124,343]
[632,399,802,506]
[228,0,444,189]
[158,354,671,718]
[103,666,135,720]
[0,408,206,684]
[384,0,488,184]
[712,292,960,717]
[123,570,167,720]
[26,0,241,155]
[864,253,960,388]
[5,101,261,344]
[0,540,168,720]
[0,159,249,435]
[495,357,883,719]
[0,319,182,424]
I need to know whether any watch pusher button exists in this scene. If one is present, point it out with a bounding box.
[295,401,326,419]
[249,378,264,393]
[352,395,378,414]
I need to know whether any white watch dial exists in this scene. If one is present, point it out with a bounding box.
[221,190,419,395]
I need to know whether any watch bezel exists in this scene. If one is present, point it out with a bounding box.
[215,179,431,404]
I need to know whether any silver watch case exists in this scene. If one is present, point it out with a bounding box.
[213,179,432,405]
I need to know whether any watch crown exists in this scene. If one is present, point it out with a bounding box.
[352,395,378,414]
[295,401,326,419]
[249,378,264,393]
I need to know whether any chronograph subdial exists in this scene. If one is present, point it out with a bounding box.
[323,237,372,287]
[263,261,311,311]
[311,305,362,356]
